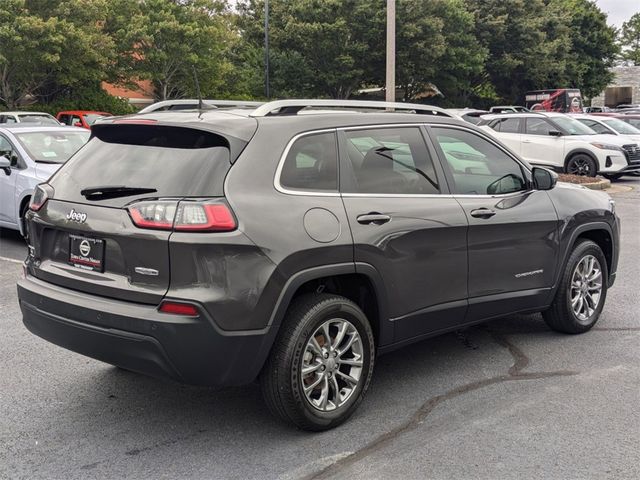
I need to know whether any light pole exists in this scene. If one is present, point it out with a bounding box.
[264,0,270,99]
[386,0,395,103]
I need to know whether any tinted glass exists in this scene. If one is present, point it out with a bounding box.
[493,118,521,133]
[84,114,108,125]
[14,131,89,163]
[433,127,527,195]
[525,118,553,135]
[343,127,439,194]
[624,118,640,129]
[280,132,338,192]
[50,125,233,205]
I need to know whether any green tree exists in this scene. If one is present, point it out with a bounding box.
[619,12,640,65]
[0,0,114,108]
[465,0,572,104]
[106,0,234,101]
[238,0,385,99]
[555,0,618,98]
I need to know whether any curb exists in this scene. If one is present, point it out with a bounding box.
[571,178,611,190]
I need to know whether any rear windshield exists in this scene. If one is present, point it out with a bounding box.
[17,114,59,125]
[49,125,232,204]
[84,114,109,125]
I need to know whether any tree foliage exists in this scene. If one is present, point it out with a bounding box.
[619,12,640,66]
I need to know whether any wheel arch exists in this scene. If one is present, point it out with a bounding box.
[269,263,391,347]
[564,148,600,173]
[17,193,32,236]
[552,222,614,298]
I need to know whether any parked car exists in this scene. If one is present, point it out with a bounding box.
[0,111,61,125]
[447,108,490,124]
[18,99,619,430]
[593,113,640,131]
[479,112,640,178]
[489,106,530,113]
[572,114,640,142]
[138,99,263,113]
[584,106,611,113]
[0,125,90,235]
[56,111,112,129]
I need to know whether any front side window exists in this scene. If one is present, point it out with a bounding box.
[433,127,527,195]
[343,127,439,194]
[280,131,338,192]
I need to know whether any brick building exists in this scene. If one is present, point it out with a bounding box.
[591,66,640,107]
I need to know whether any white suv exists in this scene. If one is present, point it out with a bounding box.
[479,112,640,178]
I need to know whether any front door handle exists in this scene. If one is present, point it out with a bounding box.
[357,213,391,225]
[470,208,496,219]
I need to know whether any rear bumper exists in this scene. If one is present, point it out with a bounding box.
[17,274,277,387]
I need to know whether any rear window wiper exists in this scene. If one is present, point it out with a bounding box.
[80,185,157,200]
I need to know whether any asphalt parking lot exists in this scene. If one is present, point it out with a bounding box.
[1,179,639,480]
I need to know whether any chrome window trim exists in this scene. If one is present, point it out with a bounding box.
[273,122,534,198]
[273,128,341,197]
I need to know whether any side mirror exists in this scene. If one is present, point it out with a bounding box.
[0,155,11,175]
[548,130,562,137]
[532,167,557,191]
[73,121,83,128]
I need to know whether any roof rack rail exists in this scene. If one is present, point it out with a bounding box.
[250,99,453,118]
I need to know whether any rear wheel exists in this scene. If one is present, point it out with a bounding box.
[261,293,375,431]
[566,154,597,177]
[543,240,607,334]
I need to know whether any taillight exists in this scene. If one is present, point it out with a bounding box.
[29,184,53,212]
[128,201,177,230]
[174,203,236,231]
[158,301,199,316]
[127,200,236,232]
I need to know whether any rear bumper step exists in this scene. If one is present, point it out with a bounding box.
[17,274,276,387]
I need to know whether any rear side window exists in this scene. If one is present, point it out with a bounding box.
[490,118,521,133]
[343,127,439,194]
[50,125,233,204]
[279,132,338,192]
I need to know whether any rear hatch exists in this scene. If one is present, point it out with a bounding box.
[27,122,250,304]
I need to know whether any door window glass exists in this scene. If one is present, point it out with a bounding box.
[491,117,521,133]
[433,127,527,195]
[280,132,338,192]
[343,127,439,194]
[525,118,553,135]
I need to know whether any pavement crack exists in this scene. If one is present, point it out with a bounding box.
[303,330,578,480]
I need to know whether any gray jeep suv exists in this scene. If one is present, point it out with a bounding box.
[17,100,620,430]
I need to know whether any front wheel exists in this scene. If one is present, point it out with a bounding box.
[566,154,597,177]
[261,293,375,431]
[543,240,608,334]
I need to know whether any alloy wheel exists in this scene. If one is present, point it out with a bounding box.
[570,255,603,324]
[300,318,363,412]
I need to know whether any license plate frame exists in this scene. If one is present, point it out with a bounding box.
[68,234,105,272]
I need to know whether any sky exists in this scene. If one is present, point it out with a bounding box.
[595,0,639,28]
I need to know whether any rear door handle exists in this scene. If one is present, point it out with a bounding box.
[470,208,496,219]
[522,140,532,143]
[357,213,391,225]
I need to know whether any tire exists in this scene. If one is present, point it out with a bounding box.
[543,240,608,334]
[20,199,30,239]
[566,154,597,177]
[261,293,375,431]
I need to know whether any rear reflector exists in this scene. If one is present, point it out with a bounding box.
[158,301,199,316]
